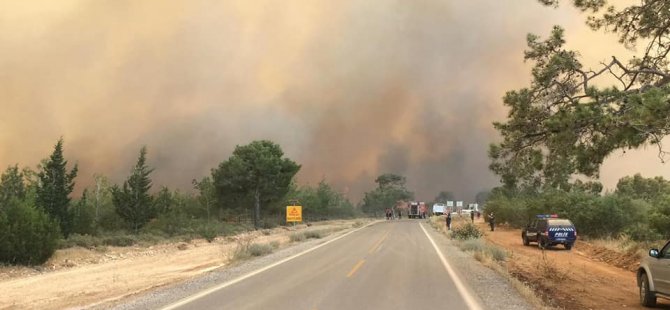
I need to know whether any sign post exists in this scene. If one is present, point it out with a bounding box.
[286,205,303,224]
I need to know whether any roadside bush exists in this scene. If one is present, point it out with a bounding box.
[451,223,484,240]
[459,238,485,252]
[304,230,326,239]
[0,201,61,265]
[624,223,662,241]
[197,222,219,242]
[61,233,102,249]
[102,234,137,247]
[137,233,165,245]
[248,243,273,256]
[232,240,273,261]
[457,238,507,263]
[487,245,507,262]
[289,232,306,242]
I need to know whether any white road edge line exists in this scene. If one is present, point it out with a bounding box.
[419,223,483,310]
[160,221,379,310]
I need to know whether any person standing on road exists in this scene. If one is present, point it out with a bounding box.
[446,212,452,230]
[470,211,475,223]
[488,212,495,231]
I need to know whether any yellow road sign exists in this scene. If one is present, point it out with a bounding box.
[286,205,302,222]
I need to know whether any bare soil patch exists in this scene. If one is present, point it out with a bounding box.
[461,217,667,310]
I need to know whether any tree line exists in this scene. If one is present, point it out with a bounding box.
[486,1,670,241]
[0,139,358,265]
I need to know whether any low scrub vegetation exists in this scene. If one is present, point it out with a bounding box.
[485,174,670,241]
[232,239,275,261]
[451,223,484,240]
[289,232,306,242]
[457,238,507,263]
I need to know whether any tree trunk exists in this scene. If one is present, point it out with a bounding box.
[254,188,261,230]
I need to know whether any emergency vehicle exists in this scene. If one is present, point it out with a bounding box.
[408,202,427,219]
[521,214,577,250]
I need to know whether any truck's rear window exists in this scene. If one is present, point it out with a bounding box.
[548,219,573,226]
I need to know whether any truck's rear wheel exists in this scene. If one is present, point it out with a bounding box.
[522,235,529,246]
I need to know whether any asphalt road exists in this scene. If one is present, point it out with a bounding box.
[162,220,482,310]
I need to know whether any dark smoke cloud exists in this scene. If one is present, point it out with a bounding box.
[3,0,647,202]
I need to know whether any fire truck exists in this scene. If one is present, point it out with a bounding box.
[408,201,427,219]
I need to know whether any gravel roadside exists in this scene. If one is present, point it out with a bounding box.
[94,220,533,310]
[421,221,535,310]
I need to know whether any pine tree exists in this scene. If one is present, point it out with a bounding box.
[112,146,154,233]
[0,165,26,207]
[36,138,78,237]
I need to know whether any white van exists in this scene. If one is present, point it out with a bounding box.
[432,203,446,215]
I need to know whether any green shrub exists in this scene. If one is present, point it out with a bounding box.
[137,233,165,245]
[145,211,188,237]
[451,223,484,240]
[61,234,102,249]
[624,223,662,241]
[270,240,280,249]
[198,223,219,242]
[0,201,61,265]
[102,234,137,247]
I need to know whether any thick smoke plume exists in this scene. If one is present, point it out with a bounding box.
[2,0,657,201]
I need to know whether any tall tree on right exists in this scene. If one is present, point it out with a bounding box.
[490,1,670,191]
[112,146,155,233]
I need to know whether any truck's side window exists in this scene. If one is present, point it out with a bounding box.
[537,220,547,231]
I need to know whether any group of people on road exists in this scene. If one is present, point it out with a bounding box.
[385,208,401,220]
[444,211,495,231]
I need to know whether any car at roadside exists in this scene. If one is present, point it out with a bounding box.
[521,214,577,250]
[638,241,670,307]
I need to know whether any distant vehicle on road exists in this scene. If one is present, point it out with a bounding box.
[638,240,670,307]
[521,214,577,250]
[408,202,427,219]
[432,203,445,216]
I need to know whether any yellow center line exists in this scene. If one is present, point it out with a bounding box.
[347,259,366,278]
[368,230,390,254]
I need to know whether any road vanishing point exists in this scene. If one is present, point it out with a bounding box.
[162,220,483,310]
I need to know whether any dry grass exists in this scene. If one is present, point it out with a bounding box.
[428,215,554,309]
[538,250,568,282]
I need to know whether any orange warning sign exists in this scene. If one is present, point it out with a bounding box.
[286,206,302,222]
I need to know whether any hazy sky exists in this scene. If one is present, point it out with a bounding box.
[1,0,666,201]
